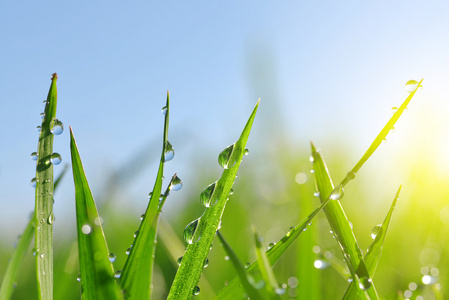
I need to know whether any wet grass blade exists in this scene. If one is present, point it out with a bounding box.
[343,186,401,299]
[214,196,330,299]
[311,143,375,299]
[119,92,170,300]
[34,73,59,300]
[0,166,68,300]
[167,100,260,300]
[253,228,282,300]
[216,231,264,300]
[70,128,123,300]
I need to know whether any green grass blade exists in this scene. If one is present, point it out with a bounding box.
[311,143,376,299]
[0,165,68,300]
[120,91,170,299]
[343,186,401,299]
[253,228,282,300]
[167,100,260,300]
[34,73,59,300]
[70,128,123,300]
[216,231,265,300]
[340,79,423,187]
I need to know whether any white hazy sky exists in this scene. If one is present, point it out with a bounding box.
[1,1,449,236]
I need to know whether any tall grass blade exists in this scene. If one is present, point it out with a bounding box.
[311,143,375,299]
[0,166,68,300]
[167,100,260,300]
[34,73,59,300]
[253,228,282,300]
[214,196,330,299]
[120,91,171,299]
[343,186,401,299]
[216,231,264,300]
[70,128,123,300]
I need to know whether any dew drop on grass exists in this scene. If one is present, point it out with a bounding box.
[50,118,64,135]
[108,253,116,263]
[47,213,54,225]
[183,218,200,244]
[218,144,238,169]
[39,253,44,259]
[192,286,200,296]
[43,100,48,106]
[164,141,175,162]
[170,175,182,191]
[161,106,167,115]
[243,148,249,156]
[40,112,45,120]
[140,214,145,220]
[245,262,251,269]
[224,256,230,261]
[31,178,38,188]
[31,152,38,161]
[314,192,320,197]
[330,185,344,200]
[391,107,398,114]
[133,231,138,238]
[203,257,209,268]
[346,171,356,180]
[268,242,275,249]
[114,270,122,279]
[126,248,131,255]
[148,192,153,199]
[32,248,39,256]
[358,276,372,290]
[370,224,382,239]
[36,126,41,133]
[81,224,92,235]
[177,256,182,266]
[275,287,286,295]
[76,274,81,282]
[50,153,62,165]
[200,182,216,207]
[405,79,419,92]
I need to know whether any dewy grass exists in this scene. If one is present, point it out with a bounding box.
[0,76,426,300]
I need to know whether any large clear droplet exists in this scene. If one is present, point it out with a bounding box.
[164,141,174,162]
[192,286,200,296]
[50,119,64,135]
[346,171,356,180]
[243,148,249,156]
[108,253,116,263]
[170,175,182,191]
[200,182,216,207]
[218,144,239,169]
[47,213,54,225]
[405,80,419,93]
[31,178,38,188]
[161,106,167,115]
[183,218,201,244]
[31,152,38,161]
[370,224,382,239]
[330,185,344,200]
[50,153,62,165]
[358,276,372,290]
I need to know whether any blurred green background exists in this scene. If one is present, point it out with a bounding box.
[1,1,449,299]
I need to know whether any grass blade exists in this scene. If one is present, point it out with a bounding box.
[216,231,265,300]
[70,128,122,300]
[311,143,375,299]
[253,228,282,300]
[167,100,260,300]
[214,193,331,299]
[119,91,171,299]
[343,186,401,299]
[34,73,59,300]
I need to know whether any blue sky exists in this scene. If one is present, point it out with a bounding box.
[1,1,449,237]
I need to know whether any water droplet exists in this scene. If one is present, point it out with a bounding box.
[47,213,54,225]
[346,171,356,180]
[43,100,48,106]
[245,262,251,269]
[224,256,230,261]
[49,119,64,135]
[347,277,353,282]
[177,256,183,266]
[36,126,41,132]
[310,169,315,173]
[114,270,122,279]
[203,257,209,268]
[314,192,320,197]
[32,248,39,256]
[133,231,139,238]
[164,141,175,162]
[243,148,249,156]
[148,192,153,199]
[183,218,200,244]
[50,153,62,165]
[192,286,200,296]
[170,175,182,191]
[275,287,285,295]
[161,106,167,115]
[140,214,145,220]
[108,253,116,262]
[268,242,275,249]
[40,112,45,120]
[405,80,419,93]
[358,276,372,290]
[76,274,81,282]
[39,253,44,259]
[330,185,344,200]
[81,224,92,235]
[391,107,398,114]
[31,152,38,161]
[218,144,239,169]
[370,224,382,239]
[200,182,216,207]
[31,178,38,188]
[126,248,131,255]
[314,259,329,269]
